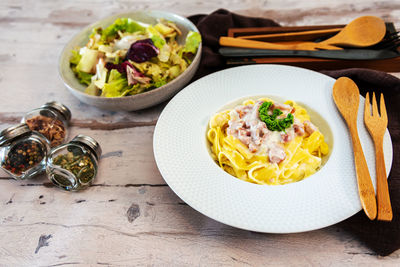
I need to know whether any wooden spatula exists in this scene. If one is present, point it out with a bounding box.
[219,37,343,51]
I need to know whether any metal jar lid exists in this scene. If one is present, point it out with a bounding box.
[42,101,72,122]
[70,134,102,160]
[0,123,32,146]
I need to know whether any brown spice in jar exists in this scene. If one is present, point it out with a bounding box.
[25,115,66,147]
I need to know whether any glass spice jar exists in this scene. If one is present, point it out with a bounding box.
[22,101,71,148]
[0,124,50,180]
[46,135,101,191]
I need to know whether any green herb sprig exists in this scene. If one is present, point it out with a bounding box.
[259,102,294,132]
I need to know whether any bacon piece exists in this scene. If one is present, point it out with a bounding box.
[272,103,294,119]
[272,103,293,113]
[281,132,293,143]
[238,129,251,145]
[249,143,258,153]
[304,120,317,134]
[268,144,286,164]
[293,122,305,136]
[235,105,252,119]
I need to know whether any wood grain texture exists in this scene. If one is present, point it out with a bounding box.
[375,137,393,221]
[1,0,400,266]
[364,93,393,221]
[238,28,343,41]
[333,77,377,220]
[317,16,386,47]
[220,36,343,50]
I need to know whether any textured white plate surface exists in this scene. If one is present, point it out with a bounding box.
[153,65,393,233]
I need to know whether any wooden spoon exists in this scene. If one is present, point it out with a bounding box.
[332,77,377,220]
[319,16,386,47]
[220,16,386,51]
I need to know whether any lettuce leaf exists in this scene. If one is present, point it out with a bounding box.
[70,49,81,65]
[167,65,181,79]
[102,18,146,43]
[101,70,150,97]
[109,69,121,81]
[153,78,167,88]
[122,84,138,96]
[154,23,175,36]
[73,68,93,86]
[76,48,99,73]
[70,49,94,85]
[131,61,163,81]
[85,82,101,96]
[89,27,102,39]
[93,59,108,89]
[182,31,201,54]
[101,69,129,97]
[158,43,171,62]
[88,27,104,48]
[125,83,149,96]
[146,26,166,49]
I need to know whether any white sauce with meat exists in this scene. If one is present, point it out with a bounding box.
[226,100,317,164]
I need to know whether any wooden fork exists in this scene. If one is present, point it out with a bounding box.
[364,92,393,221]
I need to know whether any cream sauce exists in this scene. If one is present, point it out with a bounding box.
[226,100,316,164]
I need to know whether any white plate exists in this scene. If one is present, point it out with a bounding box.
[153,65,393,233]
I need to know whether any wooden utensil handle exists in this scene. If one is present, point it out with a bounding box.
[349,123,377,220]
[219,37,298,50]
[238,28,342,41]
[374,138,393,221]
[219,37,342,51]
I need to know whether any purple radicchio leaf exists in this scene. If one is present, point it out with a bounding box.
[126,65,151,85]
[105,61,127,73]
[105,61,143,75]
[125,39,159,63]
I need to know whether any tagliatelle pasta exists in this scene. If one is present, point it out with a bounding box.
[207,98,329,185]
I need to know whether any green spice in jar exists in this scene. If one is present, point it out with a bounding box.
[46,134,101,191]
[52,151,95,183]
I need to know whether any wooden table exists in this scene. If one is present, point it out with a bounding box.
[1,1,400,265]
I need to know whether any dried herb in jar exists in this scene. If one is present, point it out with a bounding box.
[25,115,66,147]
[52,152,95,183]
[1,140,45,175]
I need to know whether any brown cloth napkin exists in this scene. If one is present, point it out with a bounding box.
[188,9,400,256]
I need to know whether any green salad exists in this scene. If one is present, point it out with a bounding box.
[70,18,201,97]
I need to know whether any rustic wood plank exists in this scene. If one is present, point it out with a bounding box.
[1,182,400,266]
[1,0,399,27]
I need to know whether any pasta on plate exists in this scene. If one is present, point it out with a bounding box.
[207,97,329,185]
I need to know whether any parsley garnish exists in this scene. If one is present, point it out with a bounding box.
[258,102,294,132]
